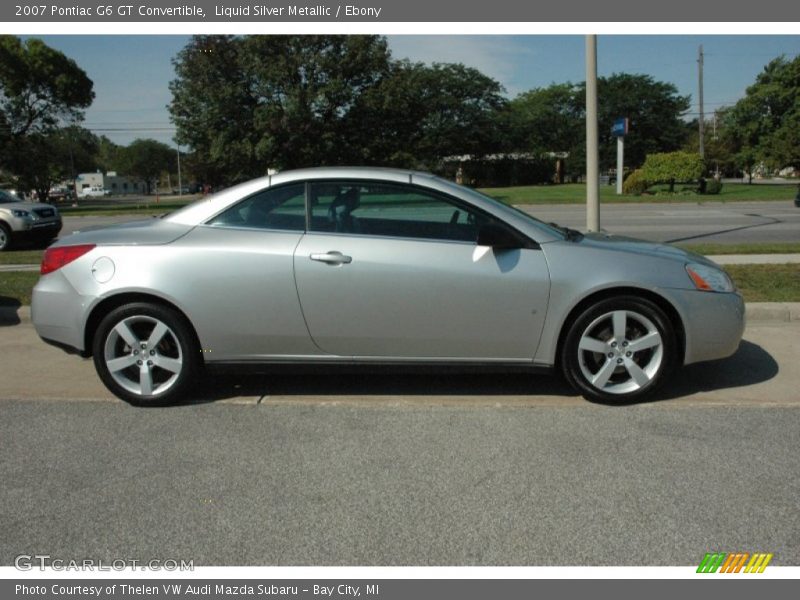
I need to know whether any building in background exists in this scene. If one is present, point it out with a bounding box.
[75,171,147,196]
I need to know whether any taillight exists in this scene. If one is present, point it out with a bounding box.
[41,244,96,275]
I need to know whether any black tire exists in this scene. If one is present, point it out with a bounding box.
[0,222,12,252]
[92,302,200,406]
[560,296,678,404]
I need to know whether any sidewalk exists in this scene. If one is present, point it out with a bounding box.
[708,254,800,265]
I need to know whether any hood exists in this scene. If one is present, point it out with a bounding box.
[0,200,59,212]
[52,217,194,247]
[577,231,719,267]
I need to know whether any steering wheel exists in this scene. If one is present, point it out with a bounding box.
[449,210,460,224]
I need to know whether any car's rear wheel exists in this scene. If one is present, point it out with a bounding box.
[561,296,677,404]
[0,223,12,251]
[92,302,200,406]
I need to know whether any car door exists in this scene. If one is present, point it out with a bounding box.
[293,180,551,361]
[173,182,319,360]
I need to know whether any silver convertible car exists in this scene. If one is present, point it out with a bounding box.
[32,167,744,405]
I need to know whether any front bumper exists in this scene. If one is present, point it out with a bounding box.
[667,288,746,365]
[17,219,62,239]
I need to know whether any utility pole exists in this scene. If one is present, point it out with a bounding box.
[586,35,600,232]
[176,146,182,198]
[698,44,705,159]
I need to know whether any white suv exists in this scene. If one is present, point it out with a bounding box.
[0,189,63,251]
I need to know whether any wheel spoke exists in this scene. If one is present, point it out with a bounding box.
[628,331,661,353]
[106,354,138,373]
[139,363,153,395]
[612,310,627,340]
[625,360,651,387]
[147,322,170,348]
[591,359,617,388]
[152,355,182,374]
[579,336,608,353]
[114,322,139,347]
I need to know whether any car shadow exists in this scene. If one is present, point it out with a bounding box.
[607,339,779,406]
[0,297,22,326]
[186,366,577,405]
[647,339,779,402]
[174,338,778,406]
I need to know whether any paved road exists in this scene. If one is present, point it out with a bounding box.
[57,200,800,245]
[0,321,798,565]
[1,401,798,566]
[519,200,800,245]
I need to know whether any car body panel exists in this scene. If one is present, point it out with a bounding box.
[533,238,743,366]
[294,232,550,360]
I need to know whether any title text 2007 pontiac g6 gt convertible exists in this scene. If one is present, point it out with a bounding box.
[32,167,744,405]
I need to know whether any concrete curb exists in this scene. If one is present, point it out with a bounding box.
[3,303,800,327]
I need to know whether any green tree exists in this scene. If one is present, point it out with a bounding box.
[505,83,582,156]
[169,35,393,183]
[0,36,94,139]
[117,139,176,194]
[10,126,98,201]
[94,135,123,174]
[505,74,690,179]
[0,36,94,188]
[722,56,800,176]
[640,151,704,192]
[169,36,506,183]
[360,60,506,169]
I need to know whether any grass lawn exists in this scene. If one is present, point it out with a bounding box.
[0,271,38,306]
[2,264,798,308]
[480,182,798,205]
[725,264,800,302]
[0,249,44,265]
[57,199,193,218]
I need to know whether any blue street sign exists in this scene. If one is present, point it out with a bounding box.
[612,117,629,137]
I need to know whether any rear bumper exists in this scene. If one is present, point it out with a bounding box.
[31,270,88,353]
[667,288,745,365]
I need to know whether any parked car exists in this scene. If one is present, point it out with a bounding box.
[47,186,74,203]
[31,167,744,405]
[78,186,111,198]
[0,189,63,251]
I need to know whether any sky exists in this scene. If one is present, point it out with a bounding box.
[28,34,800,147]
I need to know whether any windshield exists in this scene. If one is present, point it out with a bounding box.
[0,190,21,203]
[434,178,568,240]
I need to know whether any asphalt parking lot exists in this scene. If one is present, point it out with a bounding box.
[1,318,799,565]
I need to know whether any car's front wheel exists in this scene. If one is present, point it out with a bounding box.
[561,296,677,403]
[92,302,200,405]
[0,223,12,251]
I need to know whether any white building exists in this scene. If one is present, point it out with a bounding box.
[76,171,147,196]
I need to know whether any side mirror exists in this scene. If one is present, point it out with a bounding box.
[477,223,521,250]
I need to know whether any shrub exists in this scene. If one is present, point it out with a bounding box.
[622,169,650,195]
[640,151,705,192]
[702,179,723,195]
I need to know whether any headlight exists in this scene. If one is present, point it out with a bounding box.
[686,262,734,293]
[12,209,30,218]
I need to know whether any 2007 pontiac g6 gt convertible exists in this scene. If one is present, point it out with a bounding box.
[32,167,744,405]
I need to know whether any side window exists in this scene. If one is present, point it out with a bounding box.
[308,181,489,243]
[207,183,306,231]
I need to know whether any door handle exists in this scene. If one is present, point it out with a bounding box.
[309,251,352,265]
